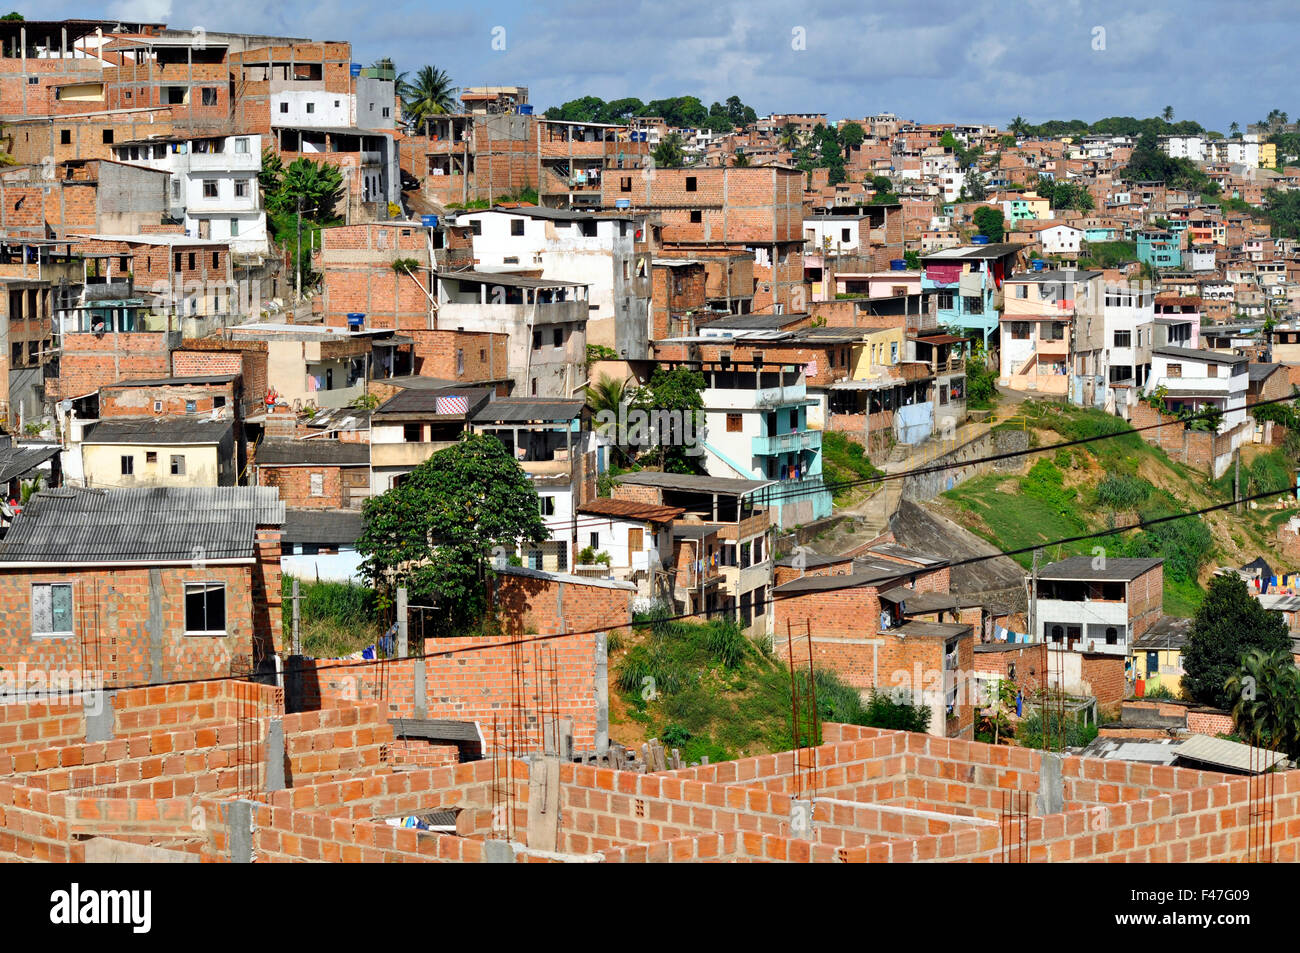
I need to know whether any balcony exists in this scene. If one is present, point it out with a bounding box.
[752,429,821,456]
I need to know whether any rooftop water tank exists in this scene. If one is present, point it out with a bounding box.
[890,259,907,270]
[971,234,989,244]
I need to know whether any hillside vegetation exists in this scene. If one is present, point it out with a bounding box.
[938,402,1297,616]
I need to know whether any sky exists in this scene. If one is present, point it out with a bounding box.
[27,0,1300,132]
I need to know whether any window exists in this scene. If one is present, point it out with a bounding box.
[403,424,422,442]
[589,532,600,550]
[188,253,196,270]
[306,102,315,114]
[230,218,240,236]
[121,455,134,475]
[685,176,697,192]
[153,400,163,413]
[511,218,525,236]
[185,400,197,414]
[210,252,219,269]
[1167,363,1182,378]
[184,583,226,635]
[1207,364,1218,378]
[214,396,226,408]
[470,220,482,236]
[456,348,465,375]
[1105,626,1119,645]
[309,472,324,496]
[532,330,542,350]
[383,107,390,118]
[1113,330,1131,347]
[689,210,702,223]
[201,87,217,106]
[1051,625,1064,643]
[937,290,954,310]
[1010,321,1031,340]
[726,413,743,432]
[279,102,289,114]
[841,228,851,243]
[32,583,74,637]
[174,252,182,271]
[939,384,949,405]
[146,451,159,464]
[203,179,218,198]
[539,496,556,516]
[171,455,187,476]
[234,179,248,198]
[620,176,631,192]
[60,129,71,145]
[102,129,113,144]
[173,178,181,200]
[963,295,983,315]
[234,138,249,154]
[1015,285,1028,299]
[552,327,563,348]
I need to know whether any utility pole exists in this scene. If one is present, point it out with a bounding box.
[291,578,300,656]
[1235,451,1242,515]
[397,586,408,658]
[295,192,303,302]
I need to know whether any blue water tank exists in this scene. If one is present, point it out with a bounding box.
[614,199,631,209]
[349,63,361,77]
[347,313,365,328]
[890,259,907,270]
[517,104,534,115]
[421,214,440,228]
[1032,258,1047,271]
[971,235,989,244]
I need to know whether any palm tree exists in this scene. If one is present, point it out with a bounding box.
[1229,121,1240,138]
[1008,115,1029,136]
[1226,646,1300,755]
[651,133,686,169]
[732,150,751,168]
[584,376,637,464]
[777,123,799,151]
[405,66,459,132]
[1161,105,1174,123]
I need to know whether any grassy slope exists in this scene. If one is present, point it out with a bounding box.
[938,402,1297,617]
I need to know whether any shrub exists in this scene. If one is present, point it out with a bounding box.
[1096,474,1152,510]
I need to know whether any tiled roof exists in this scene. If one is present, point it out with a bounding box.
[576,499,685,523]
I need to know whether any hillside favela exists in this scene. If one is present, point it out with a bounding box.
[1,8,1300,884]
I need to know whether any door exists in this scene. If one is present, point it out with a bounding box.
[627,527,643,562]
[1146,651,1159,677]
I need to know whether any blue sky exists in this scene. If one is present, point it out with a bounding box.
[32,0,1300,132]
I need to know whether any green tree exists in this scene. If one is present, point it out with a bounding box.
[630,366,706,473]
[356,434,548,633]
[961,168,986,201]
[260,155,344,289]
[870,175,894,193]
[731,150,751,168]
[972,206,1004,242]
[903,250,920,269]
[1008,116,1029,136]
[1182,574,1291,710]
[651,132,686,169]
[1,11,22,19]
[1162,105,1175,123]
[405,65,458,131]
[1225,647,1300,757]
[585,375,637,465]
[838,121,865,152]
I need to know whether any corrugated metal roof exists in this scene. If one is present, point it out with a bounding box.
[615,472,774,496]
[0,444,61,483]
[256,439,369,467]
[82,417,233,445]
[282,508,364,545]
[1037,556,1162,581]
[471,398,585,423]
[0,486,283,563]
[1174,734,1286,774]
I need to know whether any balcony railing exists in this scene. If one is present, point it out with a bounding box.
[752,429,821,456]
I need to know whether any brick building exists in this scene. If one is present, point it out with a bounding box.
[0,485,284,685]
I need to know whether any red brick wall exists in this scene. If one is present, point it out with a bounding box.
[259,464,356,508]
[1080,653,1126,708]
[0,552,281,688]
[49,332,173,401]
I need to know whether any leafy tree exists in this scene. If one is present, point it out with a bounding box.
[961,168,986,201]
[260,154,344,288]
[1225,647,1300,757]
[731,150,751,168]
[1182,574,1291,710]
[651,132,686,169]
[724,95,758,127]
[1,11,22,19]
[405,65,458,131]
[972,206,1004,242]
[1264,188,1300,239]
[903,250,920,269]
[838,121,865,151]
[630,366,705,473]
[1122,131,1210,193]
[356,434,548,633]
[869,175,894,193]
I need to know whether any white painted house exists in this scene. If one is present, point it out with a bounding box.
[1038,224,1084,256]
[111,133,268,256]
[573,498,683,602]
[453,207,652,361]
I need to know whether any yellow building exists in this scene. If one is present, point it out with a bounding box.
[1260,141,1277,168]
[80,418,236,488]
[1128,617,1190,696]
[849,326,907,379]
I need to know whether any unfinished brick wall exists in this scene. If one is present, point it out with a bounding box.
[0,556,281,688]
[258,464,355,509]
[49,332,174,401]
